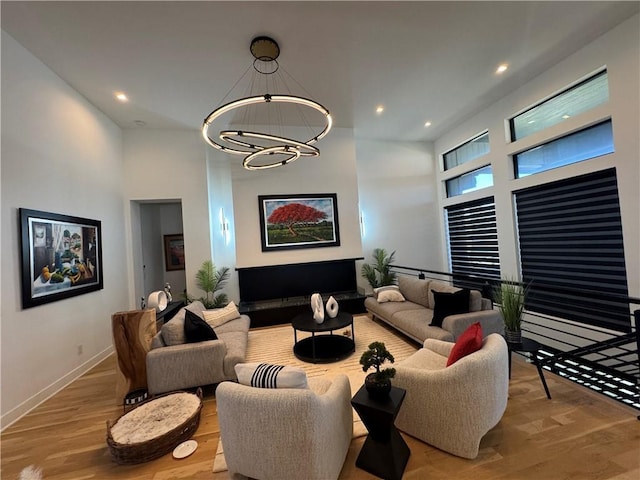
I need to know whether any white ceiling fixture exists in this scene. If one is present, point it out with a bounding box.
[202,36,332,171]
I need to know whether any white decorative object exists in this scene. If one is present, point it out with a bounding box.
[173,439,198,459]
[326,296,339,318]
[311,293,325,324]
[147,290,168,312]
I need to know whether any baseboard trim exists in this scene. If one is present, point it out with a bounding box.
[0,345,114,431]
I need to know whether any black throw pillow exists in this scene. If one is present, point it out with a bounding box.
[430,289,471,327]
[184,309,218,343]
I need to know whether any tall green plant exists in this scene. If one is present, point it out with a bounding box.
[361,248,396,289]
[495,279,529,332]
[191,260,230,309]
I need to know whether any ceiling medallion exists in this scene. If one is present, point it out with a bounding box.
[202,36,332,170]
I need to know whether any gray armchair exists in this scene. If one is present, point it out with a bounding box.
[393,333,509,459]
[216,374,353,480]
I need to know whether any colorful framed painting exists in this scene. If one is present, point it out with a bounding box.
[258,193,340,252]
[164,234,185,271]
[19,208,103,309]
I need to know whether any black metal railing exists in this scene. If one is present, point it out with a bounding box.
[388,264,640,413]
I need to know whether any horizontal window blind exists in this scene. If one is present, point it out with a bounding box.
[446,197,501,290]
[515,168,630,332]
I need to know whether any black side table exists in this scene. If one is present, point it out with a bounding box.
[507,337,552,399]
[351,385,410,480]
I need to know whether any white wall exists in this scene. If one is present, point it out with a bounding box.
[355,138,441,294]
[433,15,639,345]
[122,130,210,305]
[1,32,129,428]
[232,127,363,269]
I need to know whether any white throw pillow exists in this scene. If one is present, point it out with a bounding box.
[377,289,406,303]
[235,362,309,389]
[374,285,400,299]
[203,301,241,328]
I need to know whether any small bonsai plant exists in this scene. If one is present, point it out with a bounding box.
[495,278,529,343]
[361,248,396,289]
[186,260,230,309]
[360,341,396,398]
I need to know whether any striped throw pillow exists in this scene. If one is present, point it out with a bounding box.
[235,363,308,389]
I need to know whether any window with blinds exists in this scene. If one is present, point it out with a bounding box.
[514,168,630,332]
[445,197,501,291]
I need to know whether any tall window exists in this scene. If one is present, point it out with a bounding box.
[446,197,501,290]
[515,168,630,332]
[443,131,489,170]
[510,70,609,141]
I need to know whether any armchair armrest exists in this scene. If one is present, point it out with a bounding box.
[423,338,455,357]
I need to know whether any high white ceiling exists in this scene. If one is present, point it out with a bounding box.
[2,1,638,142]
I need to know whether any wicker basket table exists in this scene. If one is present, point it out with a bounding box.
[106,388,202,464]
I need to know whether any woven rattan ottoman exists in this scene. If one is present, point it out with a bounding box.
[106,388,202,464]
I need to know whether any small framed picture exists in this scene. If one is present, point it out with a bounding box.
[164,234,185,271]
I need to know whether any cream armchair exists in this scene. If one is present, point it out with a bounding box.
[215,374,353,480]
[393,333,509,459]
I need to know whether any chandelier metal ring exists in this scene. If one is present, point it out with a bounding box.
[242,145,302,171]
[202,94,332,153]
[220,130,320,157]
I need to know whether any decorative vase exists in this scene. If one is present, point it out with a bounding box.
[325,295,339,318]
[311,293,325,324]
[364,373,392,399]
[505,329,522,344]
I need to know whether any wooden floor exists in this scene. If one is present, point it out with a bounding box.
[1,346,639,479]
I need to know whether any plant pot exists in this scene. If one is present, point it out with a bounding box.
[505,329,522,344]
[364,373,391,399]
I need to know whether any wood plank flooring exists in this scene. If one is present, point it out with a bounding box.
[2,338,639,479]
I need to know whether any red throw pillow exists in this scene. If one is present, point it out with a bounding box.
[446,322,483,366]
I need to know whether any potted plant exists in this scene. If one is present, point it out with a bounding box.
[495,278,529,344]
[186,260,230,308]
[360,341,396,398]
[361,248,396,289]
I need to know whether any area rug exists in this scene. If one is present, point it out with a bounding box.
[212,314,419,474]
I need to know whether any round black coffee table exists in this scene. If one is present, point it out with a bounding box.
[291,311,355,363]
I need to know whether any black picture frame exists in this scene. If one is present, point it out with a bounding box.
[19,208,104,309]
[258,193,340,252]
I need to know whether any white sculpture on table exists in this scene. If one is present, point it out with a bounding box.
[325,296,339,318]
[311,293,325,324]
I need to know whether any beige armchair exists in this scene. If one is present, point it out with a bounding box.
[393,333,509,459]
[215,374,353,480]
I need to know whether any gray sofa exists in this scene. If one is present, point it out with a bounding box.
[146,301,250,395]
[364,275,503,343]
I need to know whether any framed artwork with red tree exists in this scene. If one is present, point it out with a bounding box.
[258,193,340,251]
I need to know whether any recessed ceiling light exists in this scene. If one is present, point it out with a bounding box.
[528,120,536,124]
[562,114,571,119]
[134,120,146,127]
[376,105,384,114]
[115,92,128,102]
[496,64,508,74]
[424,121,432,127]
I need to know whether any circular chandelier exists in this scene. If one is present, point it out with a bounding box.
[202,36,333,171]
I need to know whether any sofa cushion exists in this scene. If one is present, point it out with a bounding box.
[203,301,241,328]
[235,362,308,389]
[469,290,483,311]
[365,297,425,320]
[161,301,207,346]
[431,289,471,327]
[399,346,449,371]
[377,289,406,303]
[184,309,218,343]
[398,276,430,307]
[447,322,483,366]
[390,309,455,343]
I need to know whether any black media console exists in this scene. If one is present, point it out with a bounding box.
[237,258,366,328]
